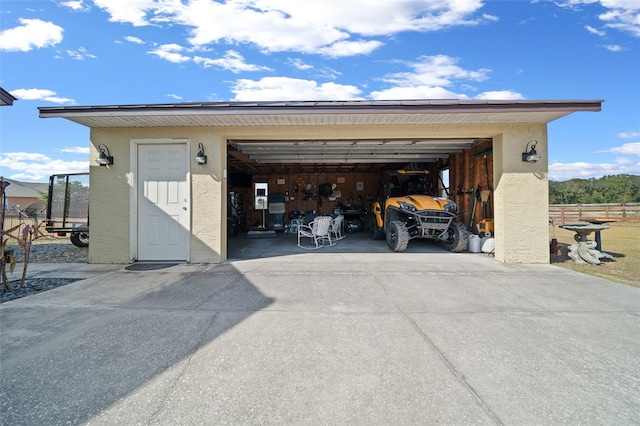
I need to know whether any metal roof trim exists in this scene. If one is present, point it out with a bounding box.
[0,87,18,106]
[39,99,603,119]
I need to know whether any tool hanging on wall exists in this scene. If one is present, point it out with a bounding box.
[483,154,493,217]
[480,185,491,219]
[472,184,481,223]
[467,185,475,227]
[472,148,494,219]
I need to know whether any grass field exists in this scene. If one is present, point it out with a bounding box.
[550,221,640,288]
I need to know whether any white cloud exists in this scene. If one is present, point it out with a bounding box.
[149,45,269,72]
[475,90,526,100]
[556,1,640,38]
[60,147,90,154]
[124,36,145,44]
[10,88,75,104]
[370,86,464,100]
[381,55,490,88]
[91,0,486,56]
[314,67,342,80]
[549,160,640,181]
[66,46,96,60]
[193,50,271,73]
[92,0,157,27]
[60,0,89,11]
[552,141,640,180]
[603,142,640,155]
[2,152,51,162]
[148,43,191,63]
[0,152,89,182]
[231,77,363,101]
[167,94,183,100]
[287,58,313,71]
[585,25,606,36]
[315,40,384,57]
[618,131,640,138]
[600,7,640,38]
[604,44,624,51]
[369,55,502,99]
[0,18,63,52]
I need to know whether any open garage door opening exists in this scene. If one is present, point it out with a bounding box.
[226,137,494,260]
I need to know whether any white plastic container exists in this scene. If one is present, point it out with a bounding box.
[468,234,481,253]
[481,238,495,254]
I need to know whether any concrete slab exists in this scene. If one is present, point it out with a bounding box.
[1,244,639,425]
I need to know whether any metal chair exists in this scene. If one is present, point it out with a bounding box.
[286,218,303,234]
[329,215,345,241]
[297,216,333,249]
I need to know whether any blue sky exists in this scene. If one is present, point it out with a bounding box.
[1,0,638,182]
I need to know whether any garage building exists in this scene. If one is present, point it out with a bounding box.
[39,99,602,264]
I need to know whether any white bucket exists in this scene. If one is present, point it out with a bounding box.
[468,234,481,253]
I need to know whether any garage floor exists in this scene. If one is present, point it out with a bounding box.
[227,229,453,260]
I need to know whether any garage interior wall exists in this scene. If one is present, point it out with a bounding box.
[233,140,495,242]
[448,139,494,231]
[238,172,379,230]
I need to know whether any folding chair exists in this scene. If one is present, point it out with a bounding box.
[297,216,333,249]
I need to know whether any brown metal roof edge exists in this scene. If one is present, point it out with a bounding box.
[0,87,18,106]
[39,99,603,117]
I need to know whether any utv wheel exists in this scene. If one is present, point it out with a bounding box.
[386,221,409,252]
[371,217,385,240]
[443,221,468,253]
[70,232,89,248]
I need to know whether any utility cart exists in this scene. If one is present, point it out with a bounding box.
[45,173,90,247]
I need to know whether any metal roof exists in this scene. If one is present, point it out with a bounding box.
[0,87,17,106]
[39,99,602,126]
[1,178,48,198]
[39,99,602,175]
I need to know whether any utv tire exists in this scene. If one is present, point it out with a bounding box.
[70,231,89,248]
[371,217,385,240]
[443,221,468,253]
[386,220,409,252]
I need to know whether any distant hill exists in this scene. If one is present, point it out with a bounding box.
[549,174,640,204]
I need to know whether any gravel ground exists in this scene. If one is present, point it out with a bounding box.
[6,241,88,264]
[1,242,88,303]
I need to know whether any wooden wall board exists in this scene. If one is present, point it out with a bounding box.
[233,172,379,227]
[449,140,493,230]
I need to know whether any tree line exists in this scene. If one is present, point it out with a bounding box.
[549,174,640,204]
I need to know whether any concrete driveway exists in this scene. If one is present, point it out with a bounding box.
[1,245,639,425]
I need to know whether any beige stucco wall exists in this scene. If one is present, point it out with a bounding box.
[493,125,549,263]
[89,128,226,264]
[88,122,550,265]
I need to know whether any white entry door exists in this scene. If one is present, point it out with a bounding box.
[137,143,189,261]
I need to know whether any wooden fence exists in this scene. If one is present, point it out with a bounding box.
[549,203,640,224]
[3,203,639,235]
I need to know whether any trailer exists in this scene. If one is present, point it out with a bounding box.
[45,173,89,247]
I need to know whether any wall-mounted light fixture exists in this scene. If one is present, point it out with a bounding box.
[96,144,114,166]
[522,140,542,163]
[194,143,207,165]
